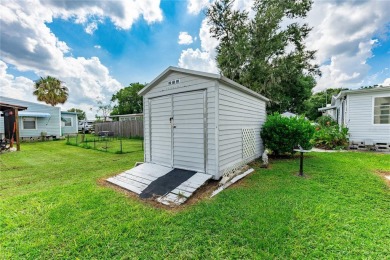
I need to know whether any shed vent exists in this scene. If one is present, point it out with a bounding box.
[168,79,180,85]
[242,128,256,159]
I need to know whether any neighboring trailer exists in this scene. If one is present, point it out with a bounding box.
[139,67,269,180]
[0,96,67,138]
[61,111,78,135]
[345,87,390,144]
[319,86,390,145]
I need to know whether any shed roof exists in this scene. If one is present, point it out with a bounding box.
[0,102,27,112]
[339,86,390,97]
[138,66,269,102]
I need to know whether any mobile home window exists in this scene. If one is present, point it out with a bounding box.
[23,117,37,130]
[374,96,390,124]
[63,117,72,127]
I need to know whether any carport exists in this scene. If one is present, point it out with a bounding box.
[0,102,27,151]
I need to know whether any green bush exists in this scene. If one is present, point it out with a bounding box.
[261,113,315,156]
[312,116,349,149]
[316,115,338,127]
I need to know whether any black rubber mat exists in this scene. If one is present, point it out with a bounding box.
[139,168,197,199]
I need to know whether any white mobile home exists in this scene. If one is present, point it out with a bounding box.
[0,96,78,138]
[139,67,269,180]
[319,86,390,148]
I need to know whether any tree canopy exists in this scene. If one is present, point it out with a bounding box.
[111,83,145,116]
[96,101,112,122]
[207,0,320,114]
[67,108,86,120]
[33,76,69,106]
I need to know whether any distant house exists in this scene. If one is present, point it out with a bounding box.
[318,86,390,148]
[109,113,143,121]
[0,96,78,139]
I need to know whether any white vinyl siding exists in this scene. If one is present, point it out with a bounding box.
[373,96,390,124]
[144,71,216,176]
[22,117,37,130]
[218,83,266,176]
[347,91,390,143]
[142,68,266,180]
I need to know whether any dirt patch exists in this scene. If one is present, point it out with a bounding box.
[375,170,390,187]
[98,168,260,211]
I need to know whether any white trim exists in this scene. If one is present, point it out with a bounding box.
[138,66,269,102]
[372,95,390,125]
[22,117,37,130]
[214,81,219,177]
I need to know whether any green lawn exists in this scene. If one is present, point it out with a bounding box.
[1,141,389,259]
[65,134,144,154]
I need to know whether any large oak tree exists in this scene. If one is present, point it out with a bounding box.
[207,0,320,114]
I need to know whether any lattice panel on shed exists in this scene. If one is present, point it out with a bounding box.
[242,128,256,159]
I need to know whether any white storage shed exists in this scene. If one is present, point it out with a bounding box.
[138,67,269,180]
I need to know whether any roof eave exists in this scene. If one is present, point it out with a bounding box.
[138,66,221,96]
[139,67,270,102]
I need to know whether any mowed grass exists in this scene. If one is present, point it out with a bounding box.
[1,141,389,259]
[65,134,144,154]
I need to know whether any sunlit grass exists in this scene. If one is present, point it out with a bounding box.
[1,141,389,259]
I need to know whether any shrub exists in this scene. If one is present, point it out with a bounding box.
[261,113,315,156]
[312,116,349,149]
[316,115,338,127]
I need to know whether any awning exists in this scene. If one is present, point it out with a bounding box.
[318,106,336,112]
[18,111,51,118]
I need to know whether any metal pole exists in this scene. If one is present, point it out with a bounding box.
[15,108,21,151]
[120,138,122,153]
[299,152,304,176]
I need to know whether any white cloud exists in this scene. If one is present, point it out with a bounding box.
[381,78,390,86]
[0,60,35,101]
[183,0,390,90]
[94,45,101,49]
[42,0,163,31]
[85,22,98,35]
[187,0,210,15]
[0,0,128,119]
[178,32,194,45]
[178,19,219,73]
[307,0,390,91]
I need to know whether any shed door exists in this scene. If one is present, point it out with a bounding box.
[150,95,172,167]
[173,91,206,172]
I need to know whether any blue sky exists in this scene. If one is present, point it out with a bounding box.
[1,0,389,119]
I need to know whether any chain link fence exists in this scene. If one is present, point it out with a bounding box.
[66,134,143,154]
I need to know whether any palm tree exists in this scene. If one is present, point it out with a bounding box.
[33,76,69,106]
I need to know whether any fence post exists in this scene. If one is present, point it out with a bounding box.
[120,138,122,153]
[94,138,96,149]
[105,138,108,152]
[67,134,69,143]
[76,134,78,145]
